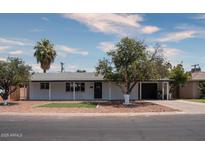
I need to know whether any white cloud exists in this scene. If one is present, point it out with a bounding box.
[155,30,196,42]
[66,64,78,72]
[98,41,115,52]
[0,46,10,51]
[148,46,183,57]
[31,64,42,72]
[42,17,49,21]
[0,37,32,46]
[175,24,205,37]
[163,47,183,57]
[31,64,60,72]
[0,57,6,61]
[49,64,61,72]
[56,45,88,56]
[62,13,160,36]
[31,63,78,72]
[141,26,160,34]
[9,50,23,55]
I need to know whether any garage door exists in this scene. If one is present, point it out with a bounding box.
[142,83,157,99]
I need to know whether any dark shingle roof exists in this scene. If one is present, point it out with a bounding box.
[31,72,103,82]
[191,72,205,81]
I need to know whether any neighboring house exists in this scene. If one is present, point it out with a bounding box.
[180,72,205,99]
[28,72,170,101]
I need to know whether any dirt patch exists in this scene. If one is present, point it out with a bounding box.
[0,101,179,113]
[0,102,19,106]
[97,101,179,113]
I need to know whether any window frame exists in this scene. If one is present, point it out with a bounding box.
[65,82,85,92]
[40,82,49,90]
[65,82,71,92]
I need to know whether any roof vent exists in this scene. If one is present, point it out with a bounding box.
[76,69,86,73]
[191,64,201,72]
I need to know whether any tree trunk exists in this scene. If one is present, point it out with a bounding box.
[123,81,138,105]
[123,80,131,105]
[2,93,9,105]
[123,94,130,105]
[3,99,8,105]
[43,69,46,73]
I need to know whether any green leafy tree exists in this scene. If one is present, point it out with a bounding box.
[0,57,31,105]
[199,81,205,98]
[34,39,56,73]
[96,37,169,104]
[169,64,191,98]
[150,44,172,79]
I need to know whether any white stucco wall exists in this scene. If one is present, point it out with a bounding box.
[130,83,139,100]
[29,82,49,100]
[50,82,73,100]
[29,82,95,100]
[29,81,139,100]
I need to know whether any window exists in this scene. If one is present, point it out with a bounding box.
[75,83,81,91]
[66,83,71,92]
[40,82,49,90]
[81,83,85,91]
[66,82,85,92]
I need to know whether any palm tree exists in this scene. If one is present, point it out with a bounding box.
[34,39,56,73]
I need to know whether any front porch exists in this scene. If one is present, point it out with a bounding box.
[138,81,170,100]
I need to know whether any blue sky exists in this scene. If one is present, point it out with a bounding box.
[0,13,205,72]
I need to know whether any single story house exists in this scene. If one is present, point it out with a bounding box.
[180,72,205,98]
[28,72,170,101]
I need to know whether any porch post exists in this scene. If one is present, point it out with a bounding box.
[24,85,27,100]
[162,82,164,100]
[136,83,139,100]
[108,82,112,100]
[166,82,169,100]
[73,82,76,101]
[49,82,51,100]
[28,82,31,100]
[139,82,142,100]
[23,85,26,100]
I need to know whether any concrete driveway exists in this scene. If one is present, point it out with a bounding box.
[153,100,205,114]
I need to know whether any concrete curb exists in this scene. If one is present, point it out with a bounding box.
[0,111,197,117]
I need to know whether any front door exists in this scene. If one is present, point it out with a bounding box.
[94,82,102,99]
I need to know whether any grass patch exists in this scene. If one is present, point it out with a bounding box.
[37,102,97,108]
[184,99,205,103]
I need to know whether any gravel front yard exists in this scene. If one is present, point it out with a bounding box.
[0,101,179,113]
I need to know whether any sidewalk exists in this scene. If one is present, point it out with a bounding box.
[0,111,184,117]
[153,100,205,114]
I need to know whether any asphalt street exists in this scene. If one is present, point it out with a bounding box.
[0,114,205,141]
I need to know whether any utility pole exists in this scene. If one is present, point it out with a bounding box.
[60,62,64,72]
